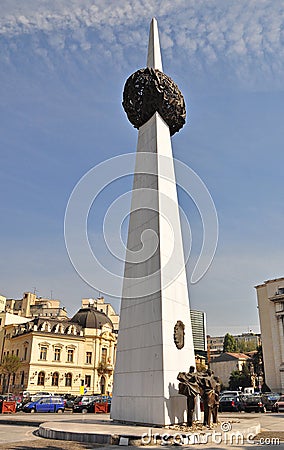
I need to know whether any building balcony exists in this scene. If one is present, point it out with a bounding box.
[269,288,284,302]
[97,362,113,374]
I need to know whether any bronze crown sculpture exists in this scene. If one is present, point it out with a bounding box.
[122,67,186,136]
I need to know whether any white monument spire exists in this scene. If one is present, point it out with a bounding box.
[147,17,163,71]
[111,19,195,426]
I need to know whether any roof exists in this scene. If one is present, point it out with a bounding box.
[255,277,284,289]
[71,307,113,329]
[211,352,251,363]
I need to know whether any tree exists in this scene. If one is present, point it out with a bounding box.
[252,345,270,392]
[236,339,257,353]
[0,355,21,395]
[223,333,237,352]
[229,363,252,390]
[252,345,263,376]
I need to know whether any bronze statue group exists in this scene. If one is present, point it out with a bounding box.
[177,366,221,427]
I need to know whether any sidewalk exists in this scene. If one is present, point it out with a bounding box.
[0,412,264,446]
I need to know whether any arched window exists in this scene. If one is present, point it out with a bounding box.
[40,322,50,332]
[37,371,45,386]
[65,372,72,387]
[52,372,59,386]
[53,324,64,334]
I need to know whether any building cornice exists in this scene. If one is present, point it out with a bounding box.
[255,277,284,289]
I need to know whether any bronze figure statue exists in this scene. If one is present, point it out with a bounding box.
[177,367,221,427]
[199,369,221,427]
[177,366,200,427]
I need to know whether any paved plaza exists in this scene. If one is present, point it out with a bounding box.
[0,412,283,449]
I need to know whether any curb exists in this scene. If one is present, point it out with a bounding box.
[0,418,42,427]
[38,421,261,446]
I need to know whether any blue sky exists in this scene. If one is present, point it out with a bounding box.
[1,0,283,336]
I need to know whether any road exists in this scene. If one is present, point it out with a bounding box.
[0,411,282,449]
[0,424,38,445]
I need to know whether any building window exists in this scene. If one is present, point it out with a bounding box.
[67,349,74,362]
[12,373,16,385]
[39,346,47,360]
[11,350,14,355]
[65,373,72,387]
[54,348,61,361]
[101,348,107,364]
[52,372,59,386]
[16,349,19,356]
[85,375,91,387]
[100,376,106,394]
[37,371,45,386]
[86,352,92,364]
[21,371,25,385]
[24,347,28,360]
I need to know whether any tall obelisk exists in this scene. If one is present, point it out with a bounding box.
[111,18,195,426]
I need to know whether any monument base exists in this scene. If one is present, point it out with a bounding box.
[111,394,187,426]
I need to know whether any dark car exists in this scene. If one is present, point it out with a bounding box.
[64,395,77,409]
[0,396,4,413]
[94,395,111,403]
[72,395,99,413]
[271,395,284,412]
[242,394,266,413]
[218,395,244,412]
[73,399,97,414]
[261,393,280,411]
[72,395,111,414]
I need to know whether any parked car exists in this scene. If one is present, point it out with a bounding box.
[72,395,99,413]
[94,395,111,403]
[73,395,111,414]
[31,392,53,401]
[73,399,97,414]
[218,395,244,412]
[0,396,4,413]
[242,394,266,413]
[261,393,280,411]
[220,390,242,399]
[64,395,77,409]
[2,393,16,401]
[271,395,284,412]
[23,396,65,413]
[14,396,24,411]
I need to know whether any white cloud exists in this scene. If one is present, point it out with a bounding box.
[0,1,284,88]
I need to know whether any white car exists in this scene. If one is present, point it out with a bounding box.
[220,390,242,399]
[31,392,53,401]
